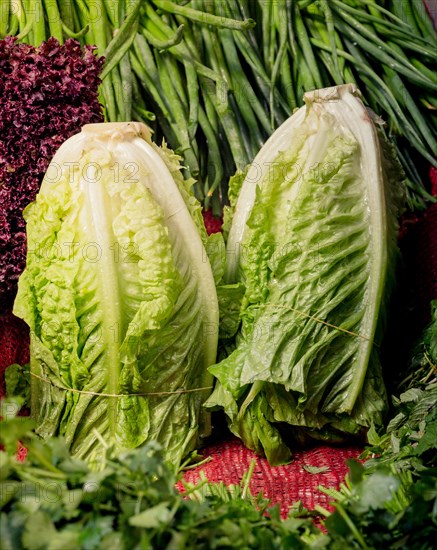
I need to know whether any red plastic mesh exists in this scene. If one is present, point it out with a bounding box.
[177,436,362,518]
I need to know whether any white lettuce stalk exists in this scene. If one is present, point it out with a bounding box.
[14,122,219,467]
[207,85,404,464]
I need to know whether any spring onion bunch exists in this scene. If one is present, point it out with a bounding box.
[2,0,436,210]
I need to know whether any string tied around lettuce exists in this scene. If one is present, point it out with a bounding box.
[261,303,379,346]
[29,371,213,397]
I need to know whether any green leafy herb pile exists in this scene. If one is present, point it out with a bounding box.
[316,383,437,548]
[0,398,323,550]
[318,308,437,548]
[2,362,436,549]
[397,300,437,392]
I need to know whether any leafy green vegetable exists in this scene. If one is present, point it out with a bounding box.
[0,405,323,550]
[13,122,219,467]
[398,300,437,391]
[363,383,437,470]
[1,376,435,549]
[0,398,34,455]
[4,364,30,409]
[319,381,437,548]
[206,84,405,464]
[302,465,330,475]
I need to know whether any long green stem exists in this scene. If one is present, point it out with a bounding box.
[152,0,255,30]
[410,0,437,44]
[43,0,64,43]
[198,106,222,207]
[294,3,323,89]
[221,28,272,134]
[119,52,133,120]
[332,5,437,91]
[318,0,342,83]
[7,10,17,35]
[31,0,46,44]
[101,0,141,79]
[141,23,184,49]
[0,0,10,37]
[185,61,199,141]
[269,2,289,127]
[313,36,436,168]
[61,21,89,39]
[111,64,126,121]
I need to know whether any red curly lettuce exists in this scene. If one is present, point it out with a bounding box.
[0,36,104,312]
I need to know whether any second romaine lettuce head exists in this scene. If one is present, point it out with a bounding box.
[206,84,405,464]
[14,122,219,467]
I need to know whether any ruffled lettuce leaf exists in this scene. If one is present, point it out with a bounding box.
[206,86,404,464]
[14,123,218,467]
[222,169,247,243]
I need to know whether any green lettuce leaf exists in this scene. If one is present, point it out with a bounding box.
[206,85,404,464]
[14,122,219,467]
[222,169,248,243]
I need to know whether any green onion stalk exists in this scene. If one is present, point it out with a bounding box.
[3,0,436,211]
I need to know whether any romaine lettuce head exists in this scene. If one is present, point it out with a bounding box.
[206,85,405,464]
[13,122,219,467]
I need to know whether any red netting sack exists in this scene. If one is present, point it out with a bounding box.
[177,437,363,518]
